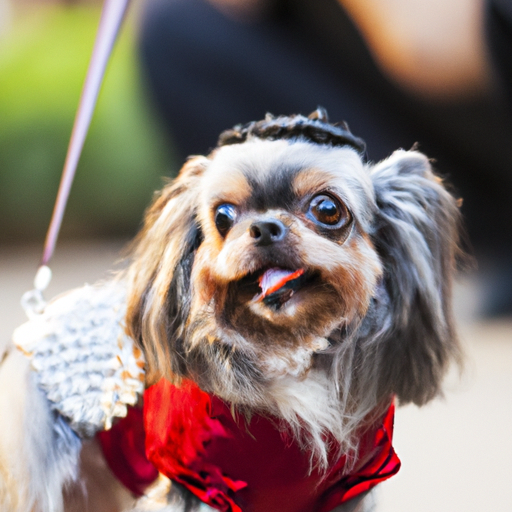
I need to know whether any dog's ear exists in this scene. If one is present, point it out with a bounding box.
[367,150,462,405]
[125,156,208,384]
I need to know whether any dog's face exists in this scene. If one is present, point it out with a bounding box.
[190,140,381,377]
[127,114,461,420]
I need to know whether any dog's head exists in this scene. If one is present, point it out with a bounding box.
[126,110,461,419]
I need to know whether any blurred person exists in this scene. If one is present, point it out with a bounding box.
[138,0,512,315]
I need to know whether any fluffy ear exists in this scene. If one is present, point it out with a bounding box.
[125,156,208,384]
[367,150,462,405]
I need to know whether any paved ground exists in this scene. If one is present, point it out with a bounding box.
[1,241,511,512]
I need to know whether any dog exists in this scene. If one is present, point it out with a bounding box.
[0,109,462,512]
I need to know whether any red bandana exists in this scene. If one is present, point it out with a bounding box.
[98,379,400,512]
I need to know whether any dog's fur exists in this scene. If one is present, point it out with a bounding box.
[0,113,462,512]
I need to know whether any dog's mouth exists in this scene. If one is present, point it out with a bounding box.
[235,267,314,310]
[254,268,306,306]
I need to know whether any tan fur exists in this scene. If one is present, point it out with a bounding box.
[292,167,335,197]
[126,156,209,385]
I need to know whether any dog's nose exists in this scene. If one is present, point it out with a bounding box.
[249,219,287,246]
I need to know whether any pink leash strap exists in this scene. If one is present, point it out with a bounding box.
[22,0,131,317]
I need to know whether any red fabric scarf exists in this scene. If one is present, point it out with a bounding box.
[98,379,400,512]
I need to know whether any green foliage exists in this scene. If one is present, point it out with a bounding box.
[0,5,177,243]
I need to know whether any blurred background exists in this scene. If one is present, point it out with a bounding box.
[0,0,176,244]
[1,0,511,510]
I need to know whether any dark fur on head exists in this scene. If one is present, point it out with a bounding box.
[125,110,462,465]
[218,107,366,154]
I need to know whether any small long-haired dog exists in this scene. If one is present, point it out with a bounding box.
[0,109,461,512]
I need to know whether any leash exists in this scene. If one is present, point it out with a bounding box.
[21,0,131,318]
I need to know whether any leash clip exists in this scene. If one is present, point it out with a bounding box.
[21,265,52,318]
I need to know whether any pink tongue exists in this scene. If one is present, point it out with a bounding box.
[257,268,305,299]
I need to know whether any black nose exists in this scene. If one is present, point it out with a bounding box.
[249,219,287,246]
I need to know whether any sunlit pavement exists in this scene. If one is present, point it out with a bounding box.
[1,241,511,512]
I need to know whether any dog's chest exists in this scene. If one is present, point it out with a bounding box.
[98,378,400,512]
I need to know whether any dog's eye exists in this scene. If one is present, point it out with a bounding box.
[308,194,349,227]
[215,204,237,236]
